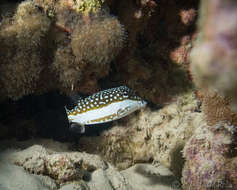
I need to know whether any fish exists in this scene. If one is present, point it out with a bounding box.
[65,86,147,133]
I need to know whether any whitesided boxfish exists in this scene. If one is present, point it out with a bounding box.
[65,86,147,133]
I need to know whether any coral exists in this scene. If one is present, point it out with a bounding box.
[190,0,237,111]
[0,54,42,99]
[182,123,237,190]
[78,91,204,177]
[52,11,125,93]
[0,0,127,99]
[51,44,86,91]
[202,90,237,126]
[34,0,126,94]
[0,0,51,99]
[0,0,198,103]
[71,15,126,65]
[51,42,110,94]
[33,0,56,13]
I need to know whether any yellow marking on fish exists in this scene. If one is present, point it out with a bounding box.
[90,113,117,123]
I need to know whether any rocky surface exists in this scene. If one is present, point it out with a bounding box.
[0,141,181,190]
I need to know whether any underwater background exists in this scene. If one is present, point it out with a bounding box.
[0,0,237,189]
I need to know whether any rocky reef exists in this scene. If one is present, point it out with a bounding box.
[0,0,217,189]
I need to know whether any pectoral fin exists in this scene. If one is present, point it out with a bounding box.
[69,122,85,134]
